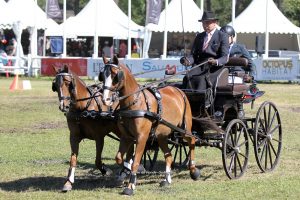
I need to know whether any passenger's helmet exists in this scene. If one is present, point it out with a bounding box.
[220,25,235,37]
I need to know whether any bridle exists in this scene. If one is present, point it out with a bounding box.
[102,63,124,93]
[52,72,74,112]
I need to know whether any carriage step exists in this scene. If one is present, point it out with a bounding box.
[199,132,224,140]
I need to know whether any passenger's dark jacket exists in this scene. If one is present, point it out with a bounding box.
[229,43,255,75]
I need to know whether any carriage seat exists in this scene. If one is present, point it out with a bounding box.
[216,57,249,96]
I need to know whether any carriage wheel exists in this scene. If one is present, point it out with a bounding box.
[142,144,159,171]
[169,139,190,169]
[254,101,282,172]
[222,119,249,179]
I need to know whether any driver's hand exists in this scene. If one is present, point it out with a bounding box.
[180,57,191,66]
[208,58,217,65]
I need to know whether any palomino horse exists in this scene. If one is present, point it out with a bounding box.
[100,56,200,195]
[52,65,133,192]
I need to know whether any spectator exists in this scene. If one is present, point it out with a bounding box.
[102,41,112,58]
[119,41,127,58]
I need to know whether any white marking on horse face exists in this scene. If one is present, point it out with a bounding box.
[103,74,113,106]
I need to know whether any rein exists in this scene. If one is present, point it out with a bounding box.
[118,60,208,101]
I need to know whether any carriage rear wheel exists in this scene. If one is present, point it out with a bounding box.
[222,119,249,179]
[254,101,282,172]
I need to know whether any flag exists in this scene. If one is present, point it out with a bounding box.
[146,0,162,25]
[46,0,63,19]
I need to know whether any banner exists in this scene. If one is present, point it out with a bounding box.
[41,58,87,76]
[146,0,162,24]
[46,0,62,19]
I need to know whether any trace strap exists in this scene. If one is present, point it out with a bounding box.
[117,60,209,101]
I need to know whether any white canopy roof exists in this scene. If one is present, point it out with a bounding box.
[0,0,59,30]
[147,0,203,33]
[59,0,144,39]
[229,0,300,34]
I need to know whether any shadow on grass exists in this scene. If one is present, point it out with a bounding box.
[0,161,223,192]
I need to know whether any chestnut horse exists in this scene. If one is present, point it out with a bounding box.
[52,65,133,192]
[100,56,200,195]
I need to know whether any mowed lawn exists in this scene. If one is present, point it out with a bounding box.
[0,77,299,200]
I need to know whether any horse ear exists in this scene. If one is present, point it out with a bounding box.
[63,64,69,72]
[112,55,119,65]
[103,56,109,64]
[52,65,60,74]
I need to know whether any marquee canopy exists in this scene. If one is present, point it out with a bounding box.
[229,0,300,34]
[147,0,203,33]
[57,0,144,39]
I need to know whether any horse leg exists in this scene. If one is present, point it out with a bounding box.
[157,135,173,187]
[184,135,200,180]
[62,133,81,192]
[95,136,113,176]
[122,134,148,196]
[115,138,134,185]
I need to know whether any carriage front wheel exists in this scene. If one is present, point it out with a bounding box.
[254,101,282,172]
[222,119,249,179]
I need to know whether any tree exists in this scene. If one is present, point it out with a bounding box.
[282,0,300,26]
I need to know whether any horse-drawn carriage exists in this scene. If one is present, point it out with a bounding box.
[52,56,282,195]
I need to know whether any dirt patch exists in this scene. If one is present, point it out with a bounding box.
[0,121,67,134]
[31,121,67,130]
[290,107,300,113]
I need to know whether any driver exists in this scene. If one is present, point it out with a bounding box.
[181,10,229,108]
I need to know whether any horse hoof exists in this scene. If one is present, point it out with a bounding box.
[62,184,72,192]
[100,165,113,176]
[122,188,134,196]
[190,168,200,180]
[159,180,170,187]
[104,168,113,176]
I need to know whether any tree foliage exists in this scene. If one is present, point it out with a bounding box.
[36,0,300,27]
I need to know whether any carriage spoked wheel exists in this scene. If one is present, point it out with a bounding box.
[142,142,159,171]
[222,119,249,179]
[254,101,282,172]
[169,136,190,169]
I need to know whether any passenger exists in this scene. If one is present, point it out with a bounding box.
[220,25,256,119]
[220,25,255,78]
[181,10,229,108]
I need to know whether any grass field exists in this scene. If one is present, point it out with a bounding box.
[0,77,299,200]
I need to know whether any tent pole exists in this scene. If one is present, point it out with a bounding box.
[63,0,67,57]
[162,0,168,59]
[93,0,99,58]
[127,0,132,58]
[264,0,269,58]
[231,0,235,27]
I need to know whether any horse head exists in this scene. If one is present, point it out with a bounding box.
[101,55,125,106]
[52,65,75,112]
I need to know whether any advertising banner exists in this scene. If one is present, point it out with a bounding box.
[253,57,298,81]
[87,58,186,79]
[41,58,87,76]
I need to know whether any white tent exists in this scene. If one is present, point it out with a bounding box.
[143,0,203,58]
[0,0,61,70]
[228,0,300,52]
[60,0,144,39]
[147,0,203,33]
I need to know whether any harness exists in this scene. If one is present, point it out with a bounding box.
[117,86,189,139]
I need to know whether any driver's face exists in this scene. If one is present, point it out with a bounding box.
[202,20,217,32]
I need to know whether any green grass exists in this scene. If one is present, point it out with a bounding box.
[0,77,299,199]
